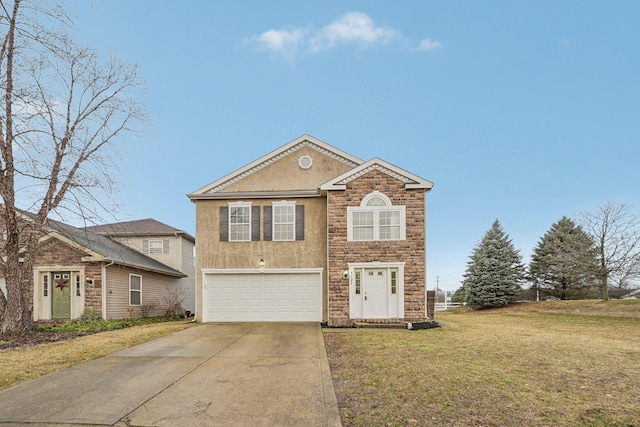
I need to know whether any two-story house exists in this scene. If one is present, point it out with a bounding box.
[188,135,434,327]
[85,219,196,313]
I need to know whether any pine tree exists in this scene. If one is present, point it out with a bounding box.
[529,216,599,300]
[463,220,525,309]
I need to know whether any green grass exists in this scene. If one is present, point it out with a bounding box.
[324,300,640,426]
[0,320,194,390]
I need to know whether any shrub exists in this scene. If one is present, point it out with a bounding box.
[75,308,102,324]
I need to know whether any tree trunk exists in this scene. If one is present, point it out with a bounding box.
[601,272,609,302]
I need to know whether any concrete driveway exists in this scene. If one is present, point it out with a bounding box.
[0,322,342,427]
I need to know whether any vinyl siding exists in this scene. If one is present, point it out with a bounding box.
[104,264,182,319]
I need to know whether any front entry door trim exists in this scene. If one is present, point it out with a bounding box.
[348,262,405,320]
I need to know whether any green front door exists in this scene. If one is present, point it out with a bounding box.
[51,272,71,319]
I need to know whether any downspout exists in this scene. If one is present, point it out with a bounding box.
[424,193,429,320]
[102,261,115,320]
[326,191,330,325]
[174,230,197,322]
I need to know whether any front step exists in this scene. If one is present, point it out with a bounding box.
[353,322,408,329]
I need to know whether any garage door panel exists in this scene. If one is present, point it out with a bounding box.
[205,272,321,322]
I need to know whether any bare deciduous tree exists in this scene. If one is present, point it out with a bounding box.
[0,0,147,334]
[580,202,640,301]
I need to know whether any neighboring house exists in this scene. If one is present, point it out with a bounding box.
[622,289,640,299]
[1,211,188,321]
[188,134,434,326]
[85,219,196,313]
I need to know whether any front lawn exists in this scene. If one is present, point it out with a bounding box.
[0,320,194,390]
[324,300,640,426]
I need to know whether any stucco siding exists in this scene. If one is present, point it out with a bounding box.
[222,146,355,193]
[194,196,328,321]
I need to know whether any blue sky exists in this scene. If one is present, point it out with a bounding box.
[69,1,639,292]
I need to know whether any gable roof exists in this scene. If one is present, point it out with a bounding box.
[319,157,435,191]
[188,134,364,200]
[17,211,186,278]
[85,218,195,243]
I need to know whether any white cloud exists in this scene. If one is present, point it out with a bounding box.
[309,12,398,52]
[247,12,438,60]
[417,38,442,51]
[250,29,306,61]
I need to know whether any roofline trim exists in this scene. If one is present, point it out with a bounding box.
[188,134,364,197]
[320,157,434,191]
[188,189,323,201]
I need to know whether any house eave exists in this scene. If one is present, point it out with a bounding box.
[104,259,187,278]
[189,190,323,201]
[319,157,435,191]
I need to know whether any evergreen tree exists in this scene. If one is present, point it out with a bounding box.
[451,286,466,304]
[529,216,599,300]
[463,220,525,309]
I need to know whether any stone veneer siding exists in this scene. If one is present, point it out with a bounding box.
[35,240,103,317]
[327,169,427,326]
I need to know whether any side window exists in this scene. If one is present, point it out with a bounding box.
[43,274,49,297]
[129,274,142,306]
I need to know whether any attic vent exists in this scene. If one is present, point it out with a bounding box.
[298,155,313,170]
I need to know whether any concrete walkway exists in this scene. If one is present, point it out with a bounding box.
[0,322,342,427]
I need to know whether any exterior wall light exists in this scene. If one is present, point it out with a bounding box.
[343,269,349,279]
[259,259,265,268]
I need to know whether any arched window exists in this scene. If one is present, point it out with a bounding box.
[347,191,406,241]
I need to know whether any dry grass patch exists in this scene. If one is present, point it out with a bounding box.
[324,300,640,426]
[0,321,194,390]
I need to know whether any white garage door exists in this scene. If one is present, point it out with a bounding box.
[203,270,322,322]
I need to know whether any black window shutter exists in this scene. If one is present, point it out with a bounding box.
[251,206,260,241]
[295,205,305,241]
[263,206,272,241]
[220,206,229,242]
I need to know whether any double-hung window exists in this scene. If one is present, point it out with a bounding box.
[220,203,260,242]
[129,274,142,306]
[347,191,406,241]
[229,202,252,242]
[148,239,164,254]
[272,201,296,241]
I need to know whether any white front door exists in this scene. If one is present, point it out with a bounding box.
[349,263,405,320]
[364,269,388,318]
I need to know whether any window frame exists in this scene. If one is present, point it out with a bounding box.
[272,201,296,242]
[228,202,252,242]
[129,274,142,306]
[148,239,164,254]
[347,191,406,242]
